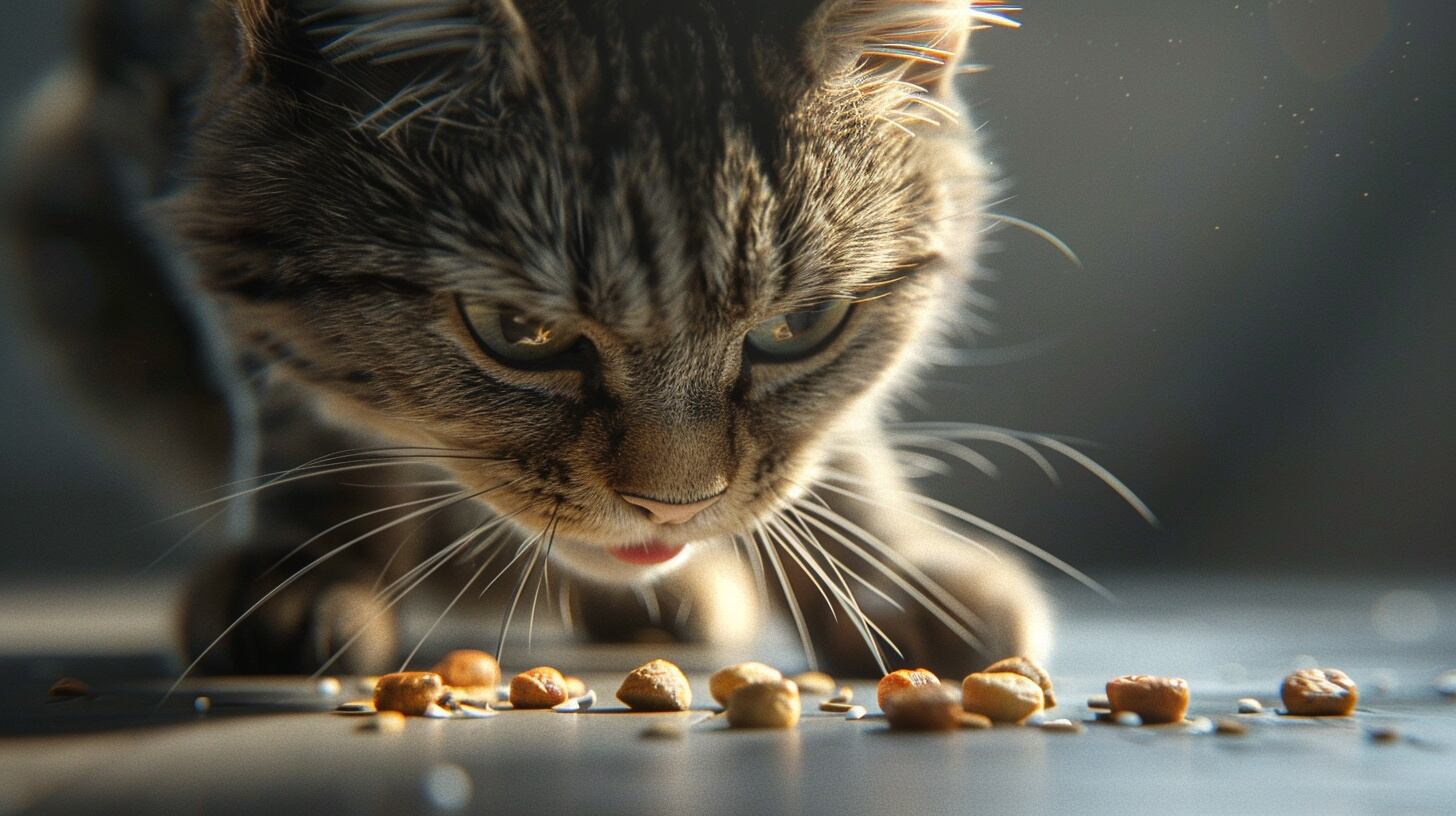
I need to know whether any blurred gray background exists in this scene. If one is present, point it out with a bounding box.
[0,0,1451,583]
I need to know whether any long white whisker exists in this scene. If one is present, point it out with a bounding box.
[755,527,818,672]
[263,489,467,577]
[395,524,512,672]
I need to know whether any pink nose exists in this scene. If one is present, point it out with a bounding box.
[620,492,724,525]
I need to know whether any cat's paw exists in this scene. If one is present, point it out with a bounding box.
[179,551,398,675]
[817,549,1052,679]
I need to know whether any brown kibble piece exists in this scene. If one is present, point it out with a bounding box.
[709,661,783,706]
[1106,675,1190,725]
[876,668,939,711]
[726,680,801,729]
[432,650,501,701]
[1281,668,1358,716]
[819,701,855,713]
[510,667,570,709]
[984,656,1057,709]
[49,678,91,699]
[1215,718,1248,736]
[790,671,837,696]
[373,672,447,716]
[564,676,588,699]
[883,685,964,731]
[962,672,1045,724]
[617,659,693,711]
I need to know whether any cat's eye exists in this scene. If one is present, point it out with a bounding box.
[457,296,585,368]
[745,300,853,362]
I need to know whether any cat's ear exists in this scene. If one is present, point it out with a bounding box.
[800,1,1019,97]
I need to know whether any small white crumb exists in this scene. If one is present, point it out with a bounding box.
[423,702,453,719]
[1113,711,1143,727]
[454,704,496,719]
[1237,698,1264,714]
[1185,717,1215,735]
[1040,719,1084,734]
[1024,711,1048,727]
[1433,670,1456,697]
[844,705,868,720]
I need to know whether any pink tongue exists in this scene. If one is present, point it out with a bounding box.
[609,540,685,565]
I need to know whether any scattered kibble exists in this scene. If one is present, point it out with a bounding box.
[1040,718,1085,734]
[48,678,90,699]
[709,661,783,706]
[884,685,964,731]
[1282,668,1358,717]
[984,656,1057,709]
[845,705,869,720]
[511,667,571,710]
[1106,675,1190,725]
[1237,698,1265,714]
[1215,718,1247,736]
[617,659,693,712]
[876,668,939,711]
[790,671,838,696]
[1433,670,1456,698]
[819,701,856,713]
[1086,695,1111,710]
[961,672,1044,724]
[828,688,854,705]
[363,710,407,734]
[374,672,447,716]
[1367,727,1400,744]
[433,650,501,701]
[316,677,343,697]
[726,679,801,729]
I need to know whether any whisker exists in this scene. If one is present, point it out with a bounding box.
[754,527,819,672]
[262,489,468,578]
[526,512,560,650]
[496,504,558,663]
[395,524,513,672]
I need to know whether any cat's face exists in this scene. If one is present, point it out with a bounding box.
[173,0,987,580]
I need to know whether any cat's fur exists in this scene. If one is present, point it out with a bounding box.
[5,0,1050,677]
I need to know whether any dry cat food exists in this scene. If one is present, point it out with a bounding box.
[617,659,693,711]
[1105,675,1190,725]
[819,701,856,713]
[373,672,447,716]
[726,680,801,729]
[49,678,90,699]
[1281,668,1358,716]
[510,667,571,709]
[876,668,940,710]
[789,671,838,696]
[1237,697,1265,714]
[564,676,589,699]
[961,672,1045,724]
[709,661,782,706]
[883,685,965,732]
[1215,718,1248,736]
[432,650,501,700]
[984,656,1057,709]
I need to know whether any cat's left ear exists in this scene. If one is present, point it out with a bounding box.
[800,1,1019,97]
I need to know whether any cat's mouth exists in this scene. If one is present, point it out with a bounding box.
[607,539,685,565]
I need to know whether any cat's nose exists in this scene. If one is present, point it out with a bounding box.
[619,491,725,525]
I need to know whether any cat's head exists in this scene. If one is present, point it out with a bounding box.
[171,0,994,581]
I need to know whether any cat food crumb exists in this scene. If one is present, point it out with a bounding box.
[374,672,447,716]
[710,661,783,706]
[876,668,940,710]
[984,656,1057,708]
[962,672,1045,724]
[883,684,964,731]
[617,659,693,711]
[1086,695,1111,710]
[433,650,502,701]
[510,667,571,709]
[1185,716,1216,735]
[819,701,856,713]
[1282,668,1358,716]
[1106,675,1190,724]
[363,711,407,734]
[829,687,854,705]
[1216,718,1248,735]
[553,689,597,713]
[455,703,495,719]
[1433,670,1456,698]
[1113,711,1144,727]
[1237,697,1265,714]
[1040,718,1084,734]
[423,702,453,719]
[193,696,212,714]
[1367,727,1400,744]
[790,671,838,696]
[564,676,588,699]
[726,679,801,729]
[641,723,686,740]
[845,705,869,720]
[48,678,90,699]
[316,677,342,697]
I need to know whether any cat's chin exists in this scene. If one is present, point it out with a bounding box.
[548,537,699,584]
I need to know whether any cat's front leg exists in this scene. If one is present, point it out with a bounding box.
[791,433,1053,679]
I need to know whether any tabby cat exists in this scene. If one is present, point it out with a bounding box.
[5,0,1056,677]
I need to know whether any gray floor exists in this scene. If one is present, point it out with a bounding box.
[2,575,1453,815]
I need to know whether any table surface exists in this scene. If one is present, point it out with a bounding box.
[1,574,1453,816]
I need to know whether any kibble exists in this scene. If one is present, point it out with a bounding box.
[564,676,589,699]
[1281,668,1357,716]
[726,679,801,729]
[374,672,447,716]
[1106,675,1190,725]
[433,650,502,701]
[790,671,838,696]
[1185,716,1215,735]
[984,656,1057,709]
[961,672,1045,724]
[709,661,782,706]
[510,667,571,709]
[883,684,964,731]
[819,701,856,713]
[48,678,90,699]
[1216,718,1248,736]
[876,668,939,711]
[364,710,407,734]
[1367,726,1400,744]
[1237,697,1265,714]
[617,659,693,711]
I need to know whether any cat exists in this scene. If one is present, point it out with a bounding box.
[4,0,1056,678]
